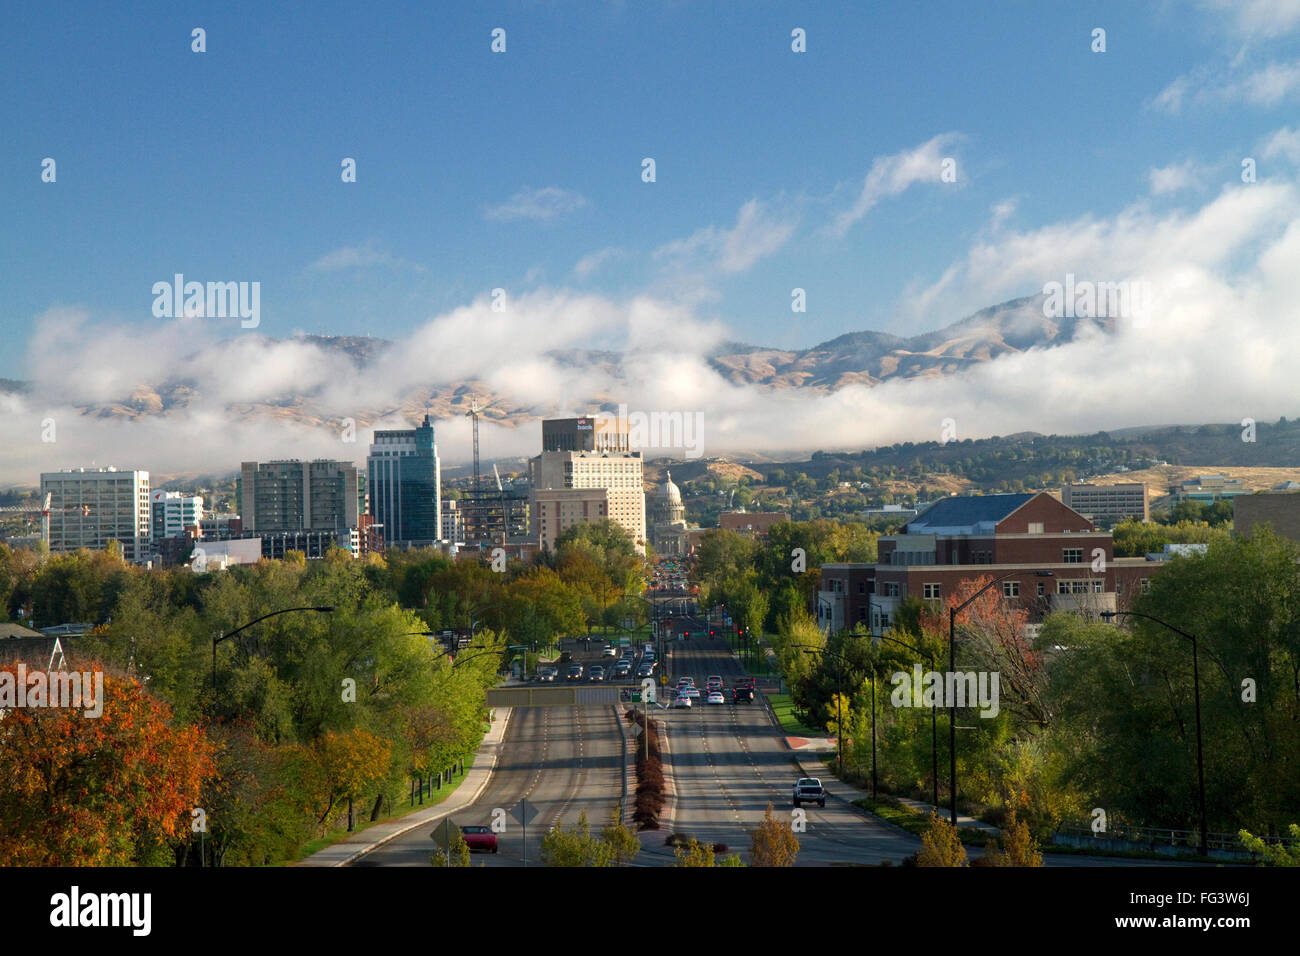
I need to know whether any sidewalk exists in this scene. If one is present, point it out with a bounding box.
[297,708,513,866]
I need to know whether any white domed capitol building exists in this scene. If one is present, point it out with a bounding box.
[647,471,691,556]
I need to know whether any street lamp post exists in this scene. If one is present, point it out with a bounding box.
[1101,609,1208,857]
[947,570,1052,826]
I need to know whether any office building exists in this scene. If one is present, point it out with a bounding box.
[366,415,442,547]
[151,491,204,542]
[238,460,361,533]
[41,468,151,563]
[531,414,646,554]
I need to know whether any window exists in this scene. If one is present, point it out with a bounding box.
[885,582,900,597]
[858,606,867,621]
[1002,580,1020,597]
[923,583,941,599]
[1037,582,1045,596]
[1028,522,1044,534]
[858,581,866,595]
[1093,580,1103,593]
[1140,578,1151,593]
[1063,548,1083,563]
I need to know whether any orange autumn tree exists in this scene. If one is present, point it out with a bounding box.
[0,664,216,866]
[925,576,1048,727]
[315,727,392,828]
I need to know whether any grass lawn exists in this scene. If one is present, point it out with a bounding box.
[768,693,824,737]
[292,754,476,862]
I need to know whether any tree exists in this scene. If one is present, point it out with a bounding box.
[916,812,967,867]
[540,812,615,867]
[673,837,716,867]
[0,666,216,866]
[431,831,471,867]
[749,804,799,866]
[980,808,1042,866]
[1239,824,1300,866]
[315,728,393,828]
[601,806,641,866]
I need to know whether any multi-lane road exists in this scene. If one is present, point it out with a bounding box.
[355,634,923,867]
[353,634,1198,867]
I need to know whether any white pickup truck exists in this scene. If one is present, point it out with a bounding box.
[792,777,826,808]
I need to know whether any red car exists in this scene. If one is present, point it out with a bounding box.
[458,824,498,853]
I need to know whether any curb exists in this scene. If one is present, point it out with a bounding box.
[309,707,513,867]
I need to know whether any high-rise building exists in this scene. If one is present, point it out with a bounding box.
[531,414,645,554]
[151,490,204,542]
[238,460,361,533]
[41,467,151,563]
[366,415,442,547]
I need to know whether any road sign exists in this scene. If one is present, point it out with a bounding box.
[510,798,540,827]
[622,617,634,630]
[431,817,458,853]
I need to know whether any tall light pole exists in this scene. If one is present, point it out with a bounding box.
[947,570,1052,825]
[1101,609,1208,857]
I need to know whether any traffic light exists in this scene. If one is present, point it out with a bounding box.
[684,631,690,639]
[709,629,715,637]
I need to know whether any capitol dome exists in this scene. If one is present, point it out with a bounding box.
[658,470,683,505]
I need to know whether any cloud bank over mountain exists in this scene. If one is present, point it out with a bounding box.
[5,171,1300,486]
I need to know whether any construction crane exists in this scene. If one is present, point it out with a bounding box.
[0,493,55,543]
[464,396,503,545]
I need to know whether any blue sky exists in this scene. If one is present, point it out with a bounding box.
[6,0,1300,479]
[5,0,1286,372]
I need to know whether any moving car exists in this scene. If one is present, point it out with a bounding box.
[671,694,693,709]
[457,825,498,854]
[792,778,826,808]
[706,691,726,705]
[603,645,619,657]
[732,685,754,703]
[567,664,584,680]
[680,686,700,700]
[588,665,605,682]
[613,662,632,678]
[538,666,558,682]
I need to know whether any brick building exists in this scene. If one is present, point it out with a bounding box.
[818,492,1154,635]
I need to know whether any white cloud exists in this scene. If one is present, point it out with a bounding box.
[654,198,797,275]
[1262,125,1300,163]
[830,133,962,237]
[1196,0,1300,39]
[1149,160,1205,195]
[1153,60,1300,113]
[307,242,416,273]
[575,247,624,278]
[11,173,1300,486]
[484,186,589,222]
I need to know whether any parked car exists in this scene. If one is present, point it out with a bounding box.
[792,777,826,808]
[457,825,499,854]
